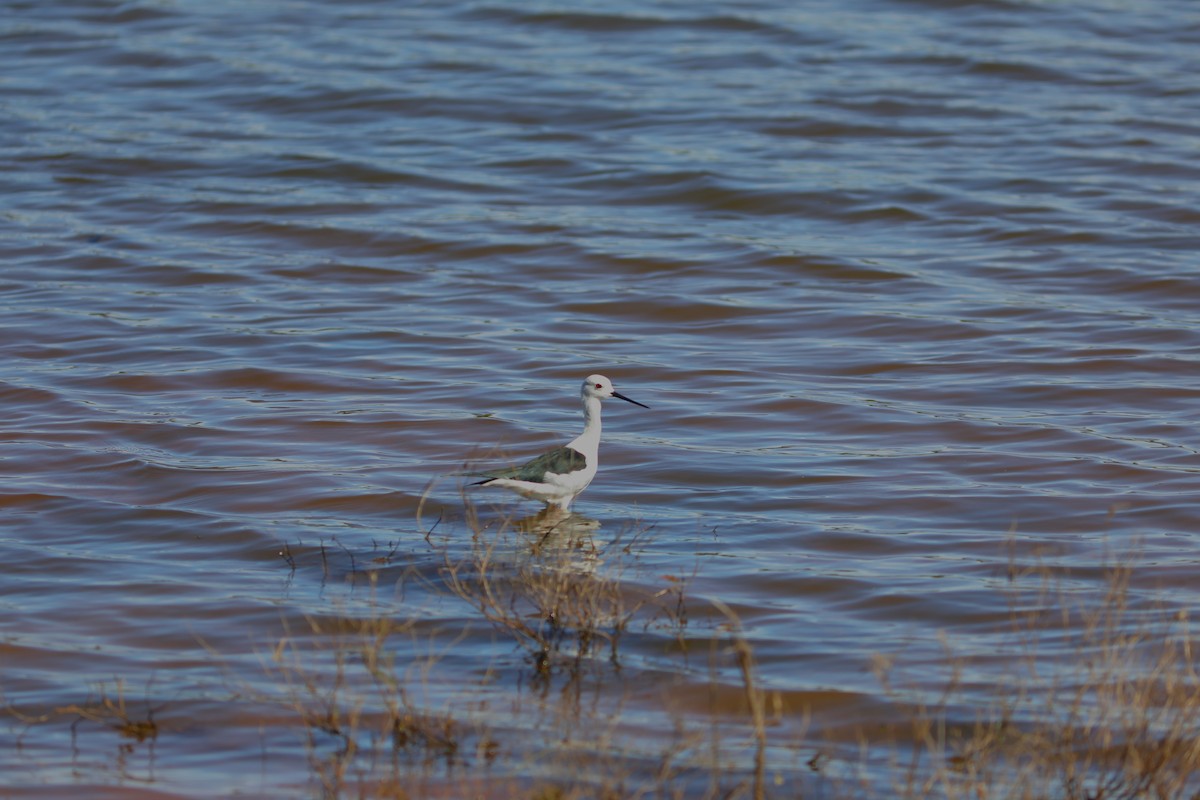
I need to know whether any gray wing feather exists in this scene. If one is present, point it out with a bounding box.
[473,446,586,484]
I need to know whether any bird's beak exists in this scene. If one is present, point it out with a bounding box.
[612,390,649,409]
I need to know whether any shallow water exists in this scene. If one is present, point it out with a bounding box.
[3,0,1200,795]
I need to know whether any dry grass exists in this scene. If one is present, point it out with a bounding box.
[436,504,691,677]
[254,502,707,798]
[1,677,163,786]
[257,572,499,799]
[6,514,1199,800]
[4,677,162,744]
[840,550,1200,800]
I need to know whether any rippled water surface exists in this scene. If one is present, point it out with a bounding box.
[3,0,1200,796]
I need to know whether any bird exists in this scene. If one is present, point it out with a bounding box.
[469,374,648,511]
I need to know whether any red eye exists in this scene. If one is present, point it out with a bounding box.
[595,383,603,389]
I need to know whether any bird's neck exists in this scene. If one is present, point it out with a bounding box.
[568,395,602,455]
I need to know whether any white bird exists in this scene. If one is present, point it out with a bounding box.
[470,374,648,510]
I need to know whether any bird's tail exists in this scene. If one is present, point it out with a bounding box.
[447,468,500,485]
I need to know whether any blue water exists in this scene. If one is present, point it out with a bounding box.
[3,0,1199,795]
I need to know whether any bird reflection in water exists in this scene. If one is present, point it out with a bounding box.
[515,507,603,567]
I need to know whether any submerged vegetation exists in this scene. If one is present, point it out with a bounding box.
[857,553,1200,800]
[4,508,1199,798]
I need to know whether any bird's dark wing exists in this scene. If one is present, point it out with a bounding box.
[472,446,587,484]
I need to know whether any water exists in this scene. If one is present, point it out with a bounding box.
[3,0,1199,795]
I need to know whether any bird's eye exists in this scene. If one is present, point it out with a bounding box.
[595,383,603,389]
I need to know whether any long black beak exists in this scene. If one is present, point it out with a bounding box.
[612,390,649,409]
